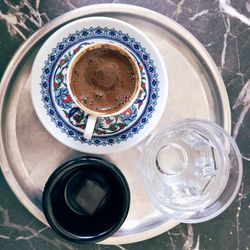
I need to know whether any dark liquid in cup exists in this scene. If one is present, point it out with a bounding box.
[69,46,138,114]
[50,162,129,237]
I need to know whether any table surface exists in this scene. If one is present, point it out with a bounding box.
[0,0,249,249]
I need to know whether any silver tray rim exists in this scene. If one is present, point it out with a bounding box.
[0,3,231,245]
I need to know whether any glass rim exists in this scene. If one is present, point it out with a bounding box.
[142,118,243,223]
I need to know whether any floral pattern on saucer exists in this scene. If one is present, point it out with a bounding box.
[40,27,159,146]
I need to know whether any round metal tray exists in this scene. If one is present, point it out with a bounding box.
[0,4,231,245]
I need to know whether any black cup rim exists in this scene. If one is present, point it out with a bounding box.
[42,156,130,244]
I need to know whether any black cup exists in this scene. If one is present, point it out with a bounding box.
[42,156,130,243]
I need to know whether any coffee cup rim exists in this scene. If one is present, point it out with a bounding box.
[66,42,141,118]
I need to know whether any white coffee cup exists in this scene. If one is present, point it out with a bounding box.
[67,42,141,140]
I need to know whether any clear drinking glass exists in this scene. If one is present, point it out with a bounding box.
[142,119,243,223]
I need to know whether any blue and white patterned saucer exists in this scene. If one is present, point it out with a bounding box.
[31,17,168,154]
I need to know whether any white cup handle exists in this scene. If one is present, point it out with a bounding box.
[84,115,97,140]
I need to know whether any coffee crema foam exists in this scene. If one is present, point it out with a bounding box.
[69,47,138,114]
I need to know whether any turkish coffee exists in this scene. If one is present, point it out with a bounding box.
[68,44,139,115]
